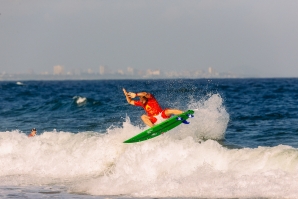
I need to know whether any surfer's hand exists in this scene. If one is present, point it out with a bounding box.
[128,92,137,98]
[123,88,128,95]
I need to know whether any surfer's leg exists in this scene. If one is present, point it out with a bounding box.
[141,115,155,127]
[164,109,183,117]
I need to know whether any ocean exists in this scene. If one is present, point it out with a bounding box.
[0,78,298,199]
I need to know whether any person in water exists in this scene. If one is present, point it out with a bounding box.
[28,128,37,137]
[123,88,183,127]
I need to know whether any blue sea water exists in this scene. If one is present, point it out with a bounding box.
[0,78,298,198]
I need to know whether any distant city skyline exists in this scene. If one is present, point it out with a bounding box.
[0,66,240,81]
[1,1,298,77]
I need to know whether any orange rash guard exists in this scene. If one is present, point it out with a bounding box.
[134,94,169,124]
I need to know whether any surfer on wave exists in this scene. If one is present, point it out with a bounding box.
[123,88,183,127]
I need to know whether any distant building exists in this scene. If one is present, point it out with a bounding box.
[146,69,160,76]
[99,65,105,75]
[164,71,179,78]
[41,71,49,75]
[117,69,124,75]
[53,65,64,75]
[87,69,93,74]
[208,67,213,74]
[127,67,134,75]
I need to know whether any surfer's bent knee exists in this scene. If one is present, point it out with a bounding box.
[141,115,148,119]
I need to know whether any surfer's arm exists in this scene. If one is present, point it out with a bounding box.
[128,91,151,98]
[123,88,135,105]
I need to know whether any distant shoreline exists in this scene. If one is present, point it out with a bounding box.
[1,76,297,82]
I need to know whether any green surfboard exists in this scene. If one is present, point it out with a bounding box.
[123,110,194,143]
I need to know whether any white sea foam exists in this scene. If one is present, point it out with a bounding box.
[0,94,297,198]
[73,96,87,105]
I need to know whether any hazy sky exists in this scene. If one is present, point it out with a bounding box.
[1,0,298,77]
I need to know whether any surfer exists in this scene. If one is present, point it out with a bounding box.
[123,88,183,127]
[28,128,37,137]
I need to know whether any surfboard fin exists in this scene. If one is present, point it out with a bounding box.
[177,117,183,121]
[182,120,190,124]
[177,116,190,124]
[188,114,194,118]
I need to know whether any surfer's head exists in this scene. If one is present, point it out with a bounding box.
[28,128,37,137]
[140,96,148,104]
